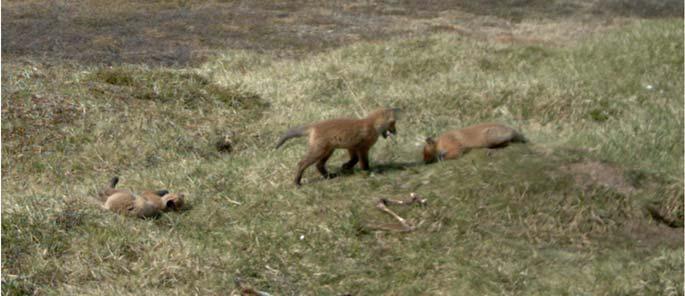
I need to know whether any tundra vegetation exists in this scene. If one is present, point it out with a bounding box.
[2,1,683,294]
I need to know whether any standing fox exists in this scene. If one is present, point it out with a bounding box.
[97,177,185,218]
[423,123,526,163]
[276,108,400,186]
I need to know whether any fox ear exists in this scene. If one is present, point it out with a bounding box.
[425,137,435,144]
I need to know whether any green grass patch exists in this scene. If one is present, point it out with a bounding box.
[2,19,683,294]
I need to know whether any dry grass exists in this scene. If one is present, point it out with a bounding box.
[2,1,684,295]
[3,0,681,66]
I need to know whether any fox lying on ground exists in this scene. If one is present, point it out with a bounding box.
[275,108,400,186]
[97,177,185,218]
[423,123,526,163]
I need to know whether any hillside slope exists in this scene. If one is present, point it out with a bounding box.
[2,19,683,295]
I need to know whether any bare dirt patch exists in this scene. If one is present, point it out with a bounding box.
[3,0,681,66]
[621,220,683,250]
[563,160,683,229]
[563,160,637,195]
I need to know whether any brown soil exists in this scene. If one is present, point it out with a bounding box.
[563,161,637,195]
[2,0,681,66]
[622,220,683,250]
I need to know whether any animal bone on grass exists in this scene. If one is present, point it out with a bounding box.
[380,192,428,206]
[371,192,428,232]
[234,277,272,296]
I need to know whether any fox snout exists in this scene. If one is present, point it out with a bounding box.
[423,137,438,163]
[382,124,397,139]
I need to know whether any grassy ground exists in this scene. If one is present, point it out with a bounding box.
[3,0,682,65]
[2,1,684,295]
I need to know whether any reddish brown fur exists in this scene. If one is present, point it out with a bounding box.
[276,108,399,186]
[98,177,185,218]
[423,123,526,163]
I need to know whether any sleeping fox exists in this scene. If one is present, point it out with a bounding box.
[97,177,185,218]
[423,123,526,163]
[275,108,400,186]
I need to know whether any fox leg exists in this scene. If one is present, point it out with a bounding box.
[316,150,335,178]
[358,148,371,171]
[341,149,359,170]
[294,147,330,186]
[295,157,318,186]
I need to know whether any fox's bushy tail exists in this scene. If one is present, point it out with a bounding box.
[275,126,308,149]
[513,131,528,143]
[97,176,120,201]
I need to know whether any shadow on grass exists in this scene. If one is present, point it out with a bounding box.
[371,161,425,174]
[300,161,424,185]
